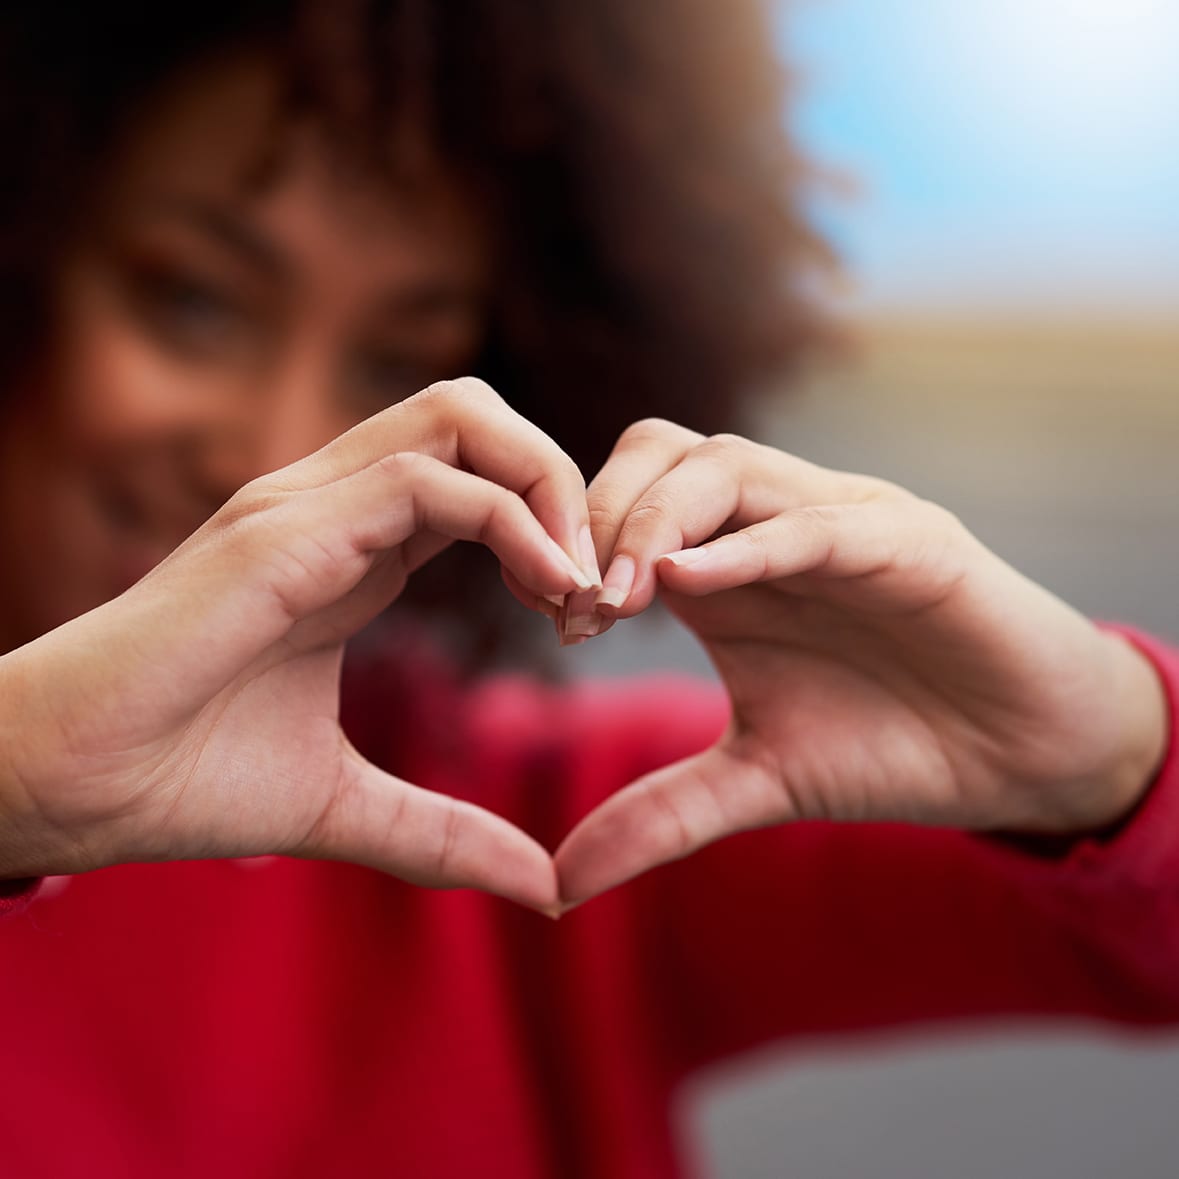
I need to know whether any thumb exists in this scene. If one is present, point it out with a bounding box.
[554,741,794,907]
[296,749,560,915]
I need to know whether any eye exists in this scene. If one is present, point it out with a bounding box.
[125,262,251,357]
[349,348,434,406]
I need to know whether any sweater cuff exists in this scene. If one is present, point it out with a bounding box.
[0,877,43,917]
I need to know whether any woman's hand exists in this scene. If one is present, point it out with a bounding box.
[0,378,596,913]
[555,420,1170,905]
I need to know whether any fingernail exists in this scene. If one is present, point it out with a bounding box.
[595,554,635,613]
[577,525,603,589]
[660,546,712,569]
[536,596,560,621]
[546,535,594,590]
[563,589,602,638]
[542,592,566,608]
[536,903,563,921]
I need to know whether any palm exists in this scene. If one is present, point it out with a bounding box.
[665,559,1122,833]
[554,536,1138,906]
[20,545,399,873]
[147,645,356,862]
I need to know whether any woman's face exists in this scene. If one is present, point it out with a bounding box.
[0,61,488,649]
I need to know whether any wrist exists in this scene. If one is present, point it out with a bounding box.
[1068,628,1170,835]
[0,733,39,882]
[0,648,64,880]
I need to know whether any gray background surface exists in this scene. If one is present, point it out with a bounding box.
[564,319,1179,1178]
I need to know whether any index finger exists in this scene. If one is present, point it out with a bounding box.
[270,377,599,582]
[559,420,702,638]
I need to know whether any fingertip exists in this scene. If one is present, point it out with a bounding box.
[479,834,562,914]
[559,586,602,641]
[655,546,727,596]
[594,553,635,615]
[553,820,638,908]
[593,615,617,638]
[544,534,595,591]
[352,768,561,913]
[576,524,604,589]
[502,566,564,622]
[658,547,713,571]
[593,590,627,616]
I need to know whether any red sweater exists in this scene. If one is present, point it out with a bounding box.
[3,626,1179,1178]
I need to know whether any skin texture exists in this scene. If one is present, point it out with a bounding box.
[0,64,1169,915]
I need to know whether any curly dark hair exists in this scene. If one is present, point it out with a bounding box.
[0,0,833,659]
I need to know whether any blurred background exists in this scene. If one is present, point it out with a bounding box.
[573,0,1179,1174]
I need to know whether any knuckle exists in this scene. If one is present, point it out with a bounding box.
[832,472,919,507]
[786,505,842,571]
[792,503,842,534]
[785,504,843,553]
[377,450,433,481]
[859,474,908,500]
[930,499,964,532]
[477,489,523,546]
[796,502,840,523]
[614,495,676,555]
[642,778,695,860]
[214,479,287,530]
[422,375,500,411]
[732,525,775,579]
[618,417,682,450]
[586,499,620,532]
[734,524,773,553]
[434,801,462,881]
[700,431,751,455]
[694,432,765,472]
[910,496,964,536]
[625,489,676,531]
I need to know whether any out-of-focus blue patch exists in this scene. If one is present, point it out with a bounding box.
[778,0,1179,310]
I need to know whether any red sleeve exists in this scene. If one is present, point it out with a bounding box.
[372,624,1179,1088]
[616,624,1179,1077]
[0,877,41,917]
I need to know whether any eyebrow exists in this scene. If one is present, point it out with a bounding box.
[142,197,289,282]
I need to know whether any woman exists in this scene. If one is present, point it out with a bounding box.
[1,1,1177,1175]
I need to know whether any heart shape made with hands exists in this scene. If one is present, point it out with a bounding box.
[315,391,1153,921]
[66,387,1123,925]
[484,568,747,917]
[349,554,734,918]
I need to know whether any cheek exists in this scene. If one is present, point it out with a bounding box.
[0,382,121,642]
[0,302,240,639]
[45,303,225,456]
